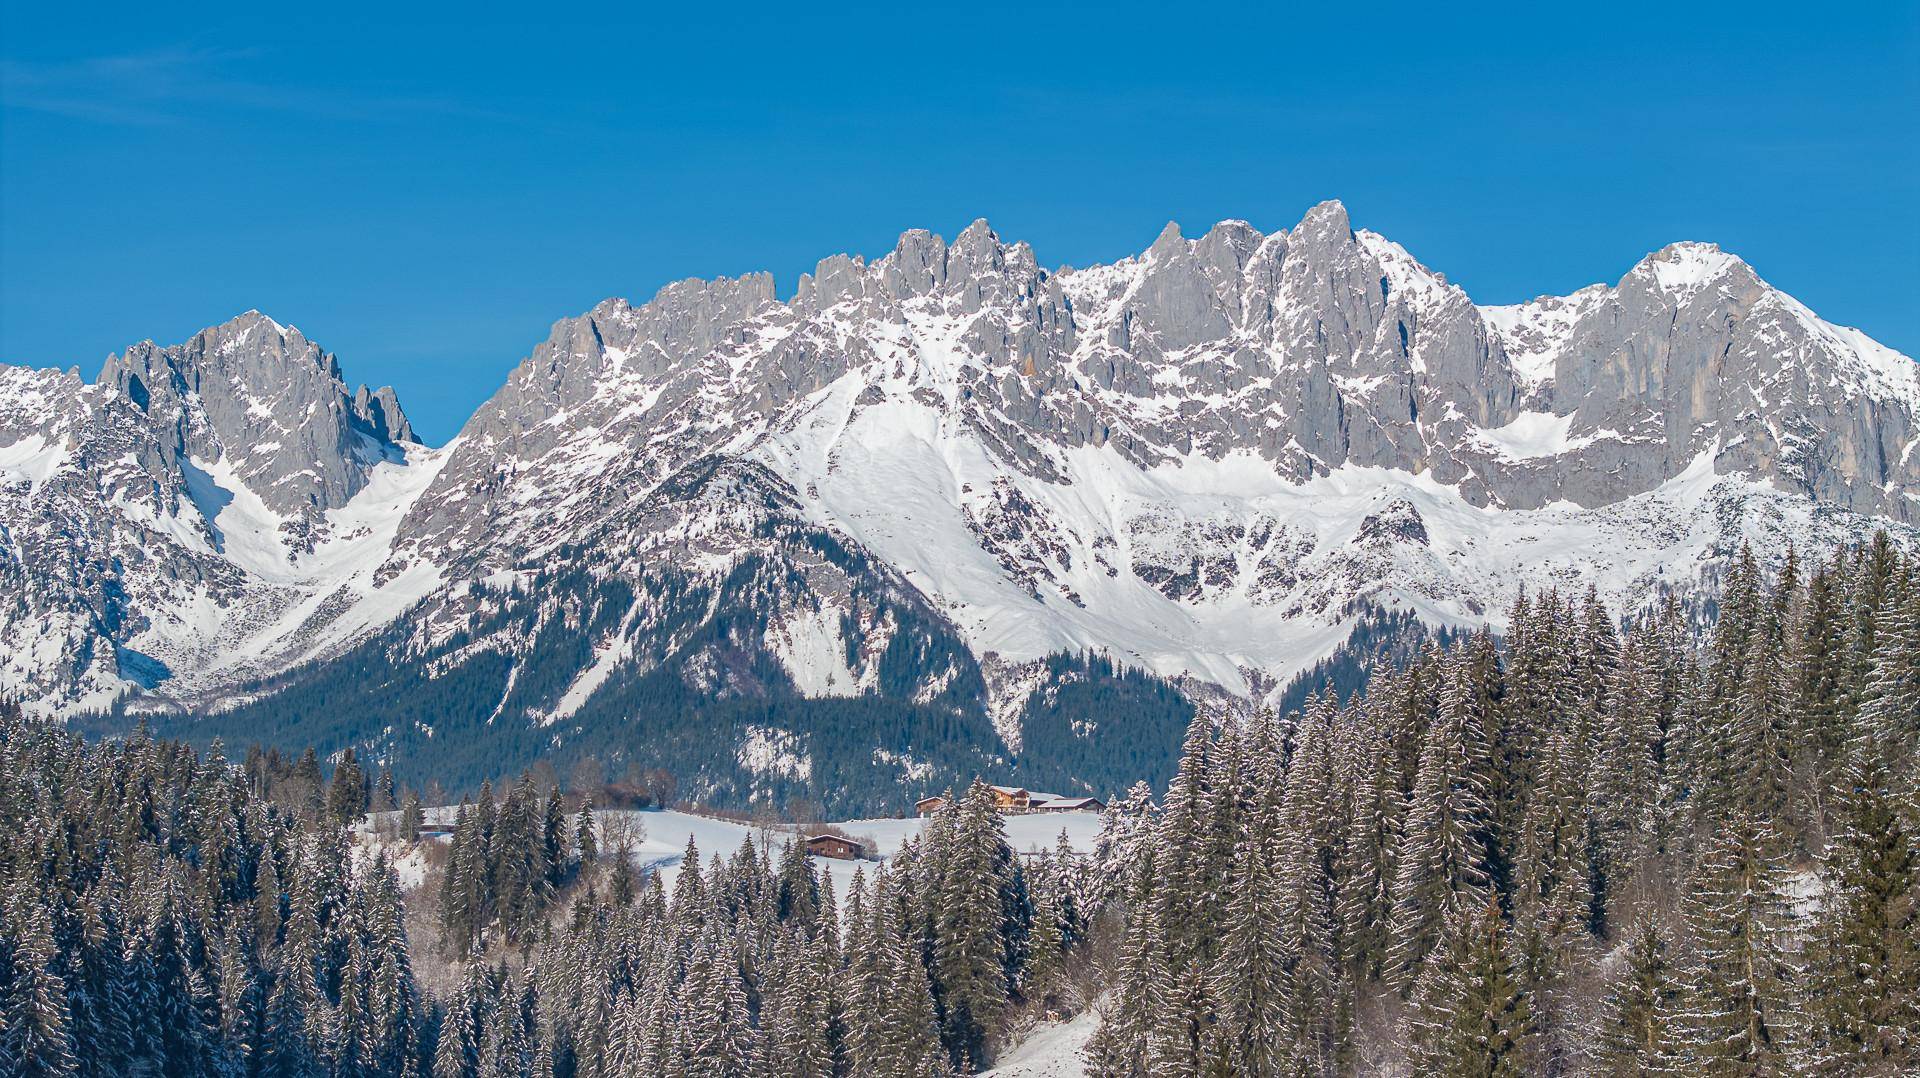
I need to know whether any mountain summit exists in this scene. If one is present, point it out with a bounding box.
[2,203,1915,806]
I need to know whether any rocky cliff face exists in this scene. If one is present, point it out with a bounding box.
[97,311,415,527]
[2,204,1916,750]
[0,313,424,712]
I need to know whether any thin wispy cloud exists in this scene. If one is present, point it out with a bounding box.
[0,46,509,127]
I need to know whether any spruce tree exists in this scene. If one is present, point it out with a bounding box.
[541,785,570,889]
[1858,575,1920,770]
[1594,916,1679,1076]
[575,798,598,866]
[1,888,80,1078]
[1388,656,1495,986]
[325,748,368,825]
[1804,758,1920,1072]
[1336,713,1397,983]
[1022,878,1067,1013]
[399,792,425,843]
[1671,811,1801,1071]
[934,782,1017,1068]
[1085,850,1162,1078]
[1404,896,1533,1078]
[1207,806,1293,1074]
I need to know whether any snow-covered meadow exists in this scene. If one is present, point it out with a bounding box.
[392,804,1105,900]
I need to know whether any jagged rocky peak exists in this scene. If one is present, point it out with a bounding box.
[351,384,414,444]
[512,274,782,398]
[1293,197,1354,246]
[96,310,416,516]
[441,201,1920,526]
[1627,241,1755,300]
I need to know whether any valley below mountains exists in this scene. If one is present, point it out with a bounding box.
[4,200,1916,810]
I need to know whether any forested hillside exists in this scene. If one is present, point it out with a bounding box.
[3,533,1917,1075]
[0,710,425,1075]
[1087,536,1920,1074]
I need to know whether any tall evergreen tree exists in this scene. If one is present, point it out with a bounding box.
[933,782,1018,1068]
[1671,812,1801,1072]
[1804,758,1920,1072]
[1593,916,1679,1076]
[1389,656,1495,986]
[1404,896,1534,1078]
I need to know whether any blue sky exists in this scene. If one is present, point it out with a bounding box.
[3,2,1915,444]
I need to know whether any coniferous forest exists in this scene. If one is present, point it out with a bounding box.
[1,536,1917,1075]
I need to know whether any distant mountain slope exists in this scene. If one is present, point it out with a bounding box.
[5,203,1917,805]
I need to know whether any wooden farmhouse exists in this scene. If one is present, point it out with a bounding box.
[914,786,1107,818]
[1033,796,1105,814]
[988,786,1035,811]
[804,834,865,861]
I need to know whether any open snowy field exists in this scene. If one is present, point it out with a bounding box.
[979,1010,1099,1077]
[613,808,1103,898]
[405,805,1105,899]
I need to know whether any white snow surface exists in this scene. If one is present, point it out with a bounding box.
[763,603,863,697]
[627,808,1098,898]
[135,441,456,700]
[736,725,813,782]
[412,806,1103,901]
[1472,411,1593,460]
[1640,241,1743,299]
[757,363,1876,699]
[1478,284,1607,388]
[0,434,69,494]
[982,1010,1098,1077]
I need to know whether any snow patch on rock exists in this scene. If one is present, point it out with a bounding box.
[737,725,812,782]
[764,603,862,697]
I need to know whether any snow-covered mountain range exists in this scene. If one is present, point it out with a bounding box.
[4,201,1916,802]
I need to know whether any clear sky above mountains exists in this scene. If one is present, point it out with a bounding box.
[3,1,1915,444]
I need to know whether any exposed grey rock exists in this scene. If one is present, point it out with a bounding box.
[97,310,414,525]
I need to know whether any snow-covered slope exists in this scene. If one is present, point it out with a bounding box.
[0,313,431,712]
[3,205,1917,789]
[982,1011,1097,1078]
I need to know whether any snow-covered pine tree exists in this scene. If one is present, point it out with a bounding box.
[541,785,570,889]
[1274,690,1350,1072]
[1022,870,1067,1012]
[1206,781,1292,1074]
[574,797,598,866]
[1592,617,1671,925]
[1145,957,1209,1078]
[1511,725,1595,1071]
[1,886,80,1078]
[440,803,484,956]
[399,791,426,843]
[681,924,755,1078]
[1084,847,1162,1078]
[1857,566,1920,772]
[1727,612,1797,835]
[1403,895,1534,1077]
[1671,810,1802,1072]
[1593,915,1679,1076]
[1151,720,1215,973]
[933,781,1018,1068]
[1803,757,1920,1072]
[325,747,368,825]
[1388,653,1495,987]
[1786,554,1854,831]
[1335,706,1398,985]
